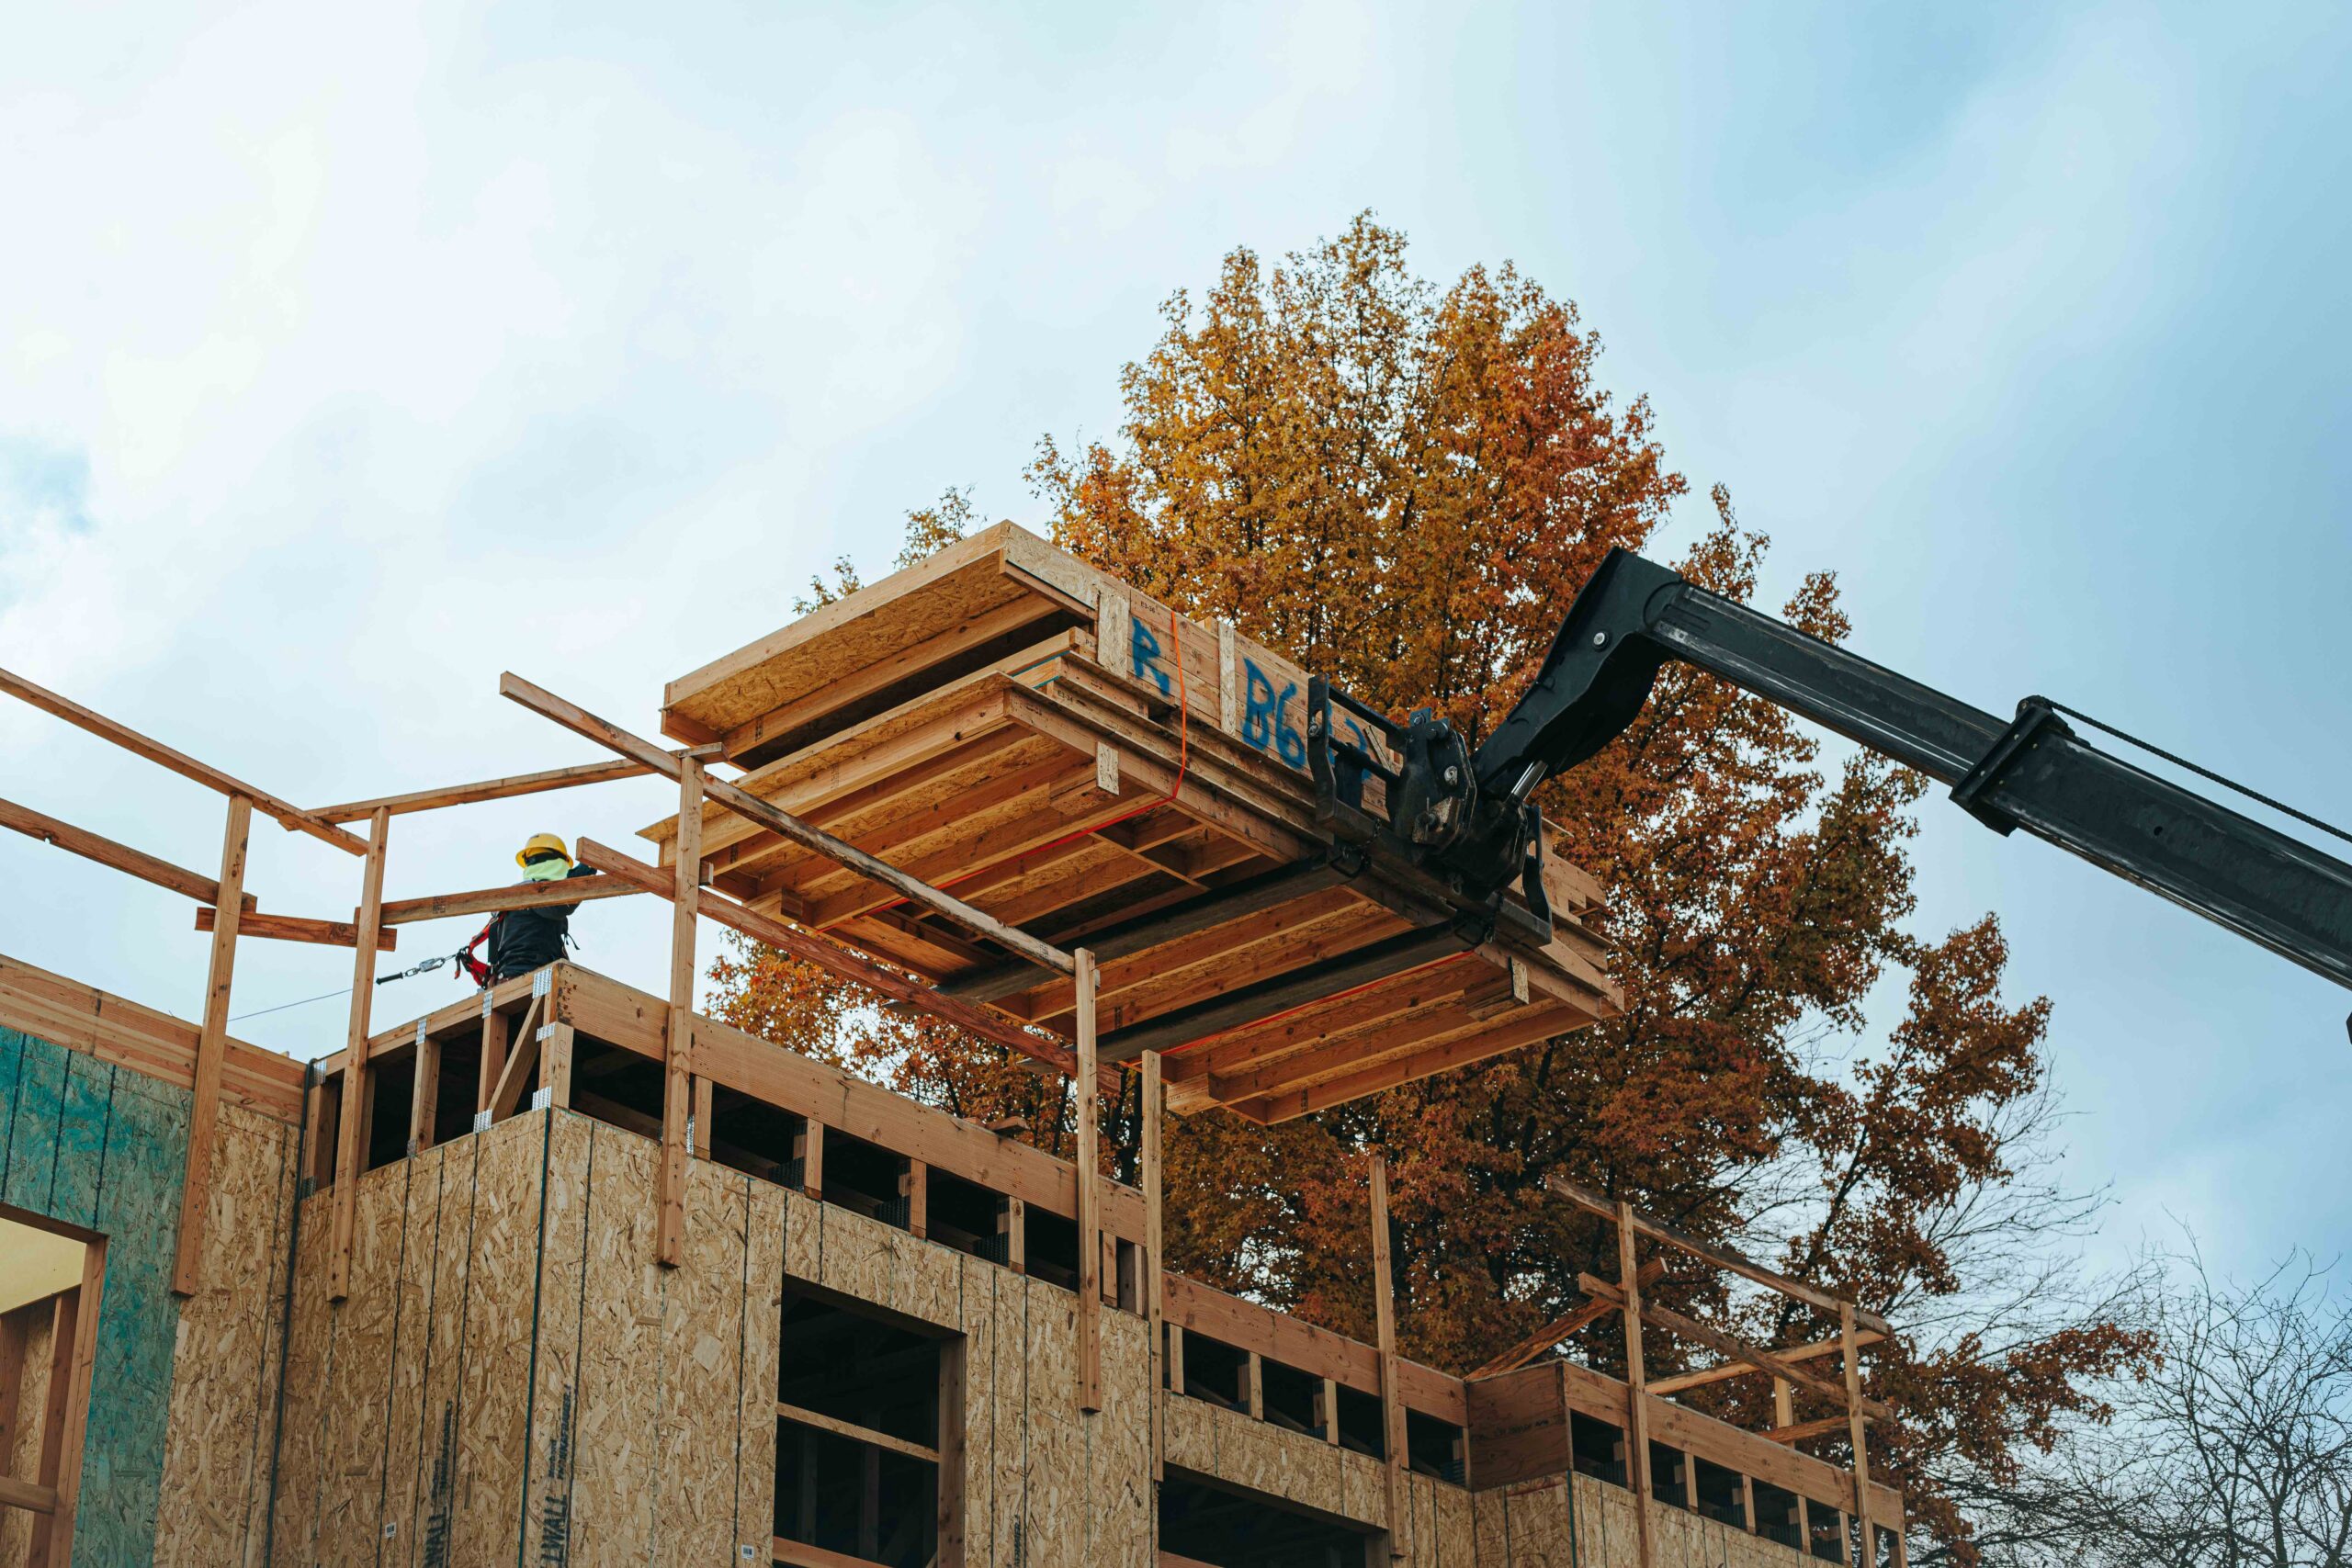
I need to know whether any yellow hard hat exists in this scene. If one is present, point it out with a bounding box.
[516,832,571,868]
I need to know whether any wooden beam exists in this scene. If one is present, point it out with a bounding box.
[194,906,396,950]
[310,746,720,821]
[1076,946,1102,1415]
[1370,1156,1405,1560]
[1577,1275,1896,1423]
[328,807,390,1302]
[1466,1258,1668,1378]
[1647,1325,1884,1395]
[0,665,370,855]
[1143,1047,1166,1481]
[487,1003,543,1122]
[1844,1302,1874,1551]
[0,1475,58,1514]
[377,873,647,927]
[171,795,250,1297]
[1547,1175,1894,1337]
[0,795,260,910]
[660,758,704,1269]
[1618,1201,1657,1568]
[500,671,1076,976]
[1758,1414,1849,1446]
[574,838,1076,1076]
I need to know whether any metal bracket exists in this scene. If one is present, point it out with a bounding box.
[472,1110,492,1134]
[530,1087,551,1111]
[1950,697,2064,835]
[532,967,552,998]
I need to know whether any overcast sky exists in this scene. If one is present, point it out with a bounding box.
[4,2,2346,1281]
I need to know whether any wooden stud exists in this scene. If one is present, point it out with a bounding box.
[1618,1200,1658,1568]
[1142,1048,1166,1480]
[937,1340,967,1566]
[171,793,250,1297]
[797,1121,826,1201]
[25,1285,79,1561]
[1775,1376,1795,1429]
[1003,1195,1023,1275]
[905,1159,929,1240]
[1075,946,1102,1414]
[1246,1351,1264,1420]
[1743,1472,1758,1533]
[410,1020,441,1153]
[35,1240,106,1566]
[1844,1302,1873,1555]
[327,806,390,1302]
[659,756,704,1268]
[1166,1323,1185,1396]
[1370,1155,1405,1559]
[1319,1377,1340,1445]
[538,1021,574,1110]
[693,1074,714,1158]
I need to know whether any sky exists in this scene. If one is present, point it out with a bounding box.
[3,1,2346,1285]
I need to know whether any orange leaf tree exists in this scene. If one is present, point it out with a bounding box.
[710,217,2148,1562]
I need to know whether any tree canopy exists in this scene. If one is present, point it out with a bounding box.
[710,214,2148,1562]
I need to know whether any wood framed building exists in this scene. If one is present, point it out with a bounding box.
[2,524,1904,1565]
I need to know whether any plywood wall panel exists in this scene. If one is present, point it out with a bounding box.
[368,1141,443,1568]
[567,1122,663,1568]
[268,1191,334,1565]
[404,1132,480,1567]
[521,1112,590,1565]
[312,1157,413,1565]
[154,1099,298,1568]
[652,1158,751,1564]
[735,1184,786,1565]
[447,1112,549,1566]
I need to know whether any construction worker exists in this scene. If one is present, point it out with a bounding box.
[457,833,597,986]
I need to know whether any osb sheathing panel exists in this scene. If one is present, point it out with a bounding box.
[406,1132,481,1564]
[566,1122,664,1564]
[522,1112,590,1564]
[654,1157,755,1563]
[153,1098,299,1568]
[313,1156,415,1563]
[1470,1474,1817,1568]
[783,1190,962,1329]
[379,1142,451,1568]
[446,1112,549,1566]
[737,1187,786,1561]
[269,1186,333,1562]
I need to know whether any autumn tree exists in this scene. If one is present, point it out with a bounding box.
[710,215,2148,1562]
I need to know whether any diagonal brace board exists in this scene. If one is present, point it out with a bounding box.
[1577,1274,1896,1422]
[1,664,369,855]
[1547,1173,1895,1337]
[1467,1258,1666,1378]
[501,672,1076,977]
[576,838,1077,1076]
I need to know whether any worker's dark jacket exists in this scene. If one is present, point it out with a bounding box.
[487,864,597,979]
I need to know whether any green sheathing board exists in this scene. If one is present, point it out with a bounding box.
[0,1023,190,1567]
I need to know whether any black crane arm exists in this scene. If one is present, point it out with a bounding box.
[1442,547,2352,994]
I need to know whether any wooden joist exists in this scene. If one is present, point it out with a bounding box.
[1,795,258,910]
[0,664,368,855]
